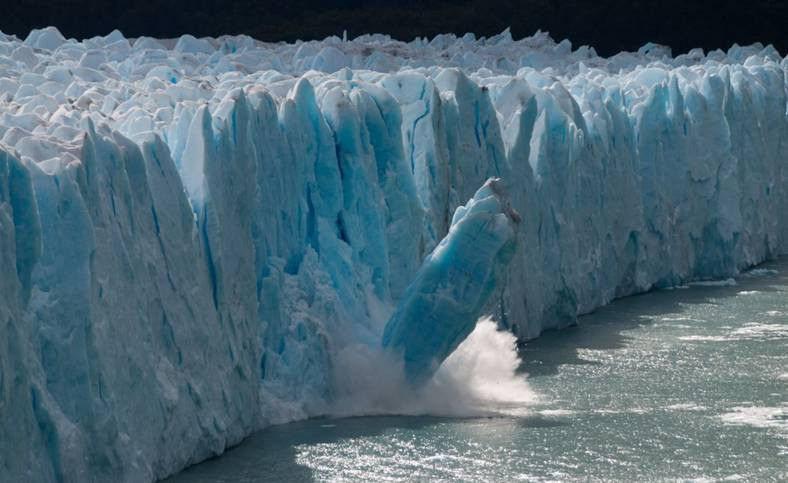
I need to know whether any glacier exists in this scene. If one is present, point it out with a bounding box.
[0,26,786,482]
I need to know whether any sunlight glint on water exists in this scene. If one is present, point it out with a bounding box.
[166,258,788,482]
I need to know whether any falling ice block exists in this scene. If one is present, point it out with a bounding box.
[382,178,520,385]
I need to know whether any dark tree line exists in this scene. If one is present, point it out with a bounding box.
[2,0,786,56]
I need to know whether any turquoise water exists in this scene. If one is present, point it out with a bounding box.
[166,259,787,482]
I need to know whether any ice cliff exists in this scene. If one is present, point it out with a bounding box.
[0,26,786,482]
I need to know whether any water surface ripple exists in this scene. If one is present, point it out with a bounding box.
[166,259,787,482]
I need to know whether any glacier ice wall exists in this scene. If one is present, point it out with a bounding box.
[0,27,786,481]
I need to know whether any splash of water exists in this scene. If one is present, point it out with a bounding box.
[330,317,538,418]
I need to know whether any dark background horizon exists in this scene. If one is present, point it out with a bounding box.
[2,0,786,57]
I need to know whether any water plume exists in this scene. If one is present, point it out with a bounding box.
[330,317,538,418]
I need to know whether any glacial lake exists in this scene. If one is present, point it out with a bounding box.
[166,258,787,482]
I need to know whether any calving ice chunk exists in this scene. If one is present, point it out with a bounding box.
[0,26,786,482]
[382,178,520,385]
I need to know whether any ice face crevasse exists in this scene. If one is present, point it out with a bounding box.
[382,178,520,386]
[0,26,786,482]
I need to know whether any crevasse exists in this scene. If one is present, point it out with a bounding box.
[0,27,786,482]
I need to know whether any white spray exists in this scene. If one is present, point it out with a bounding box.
[330,317,538,418]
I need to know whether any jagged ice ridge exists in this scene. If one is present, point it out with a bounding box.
[0,26,786,482]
